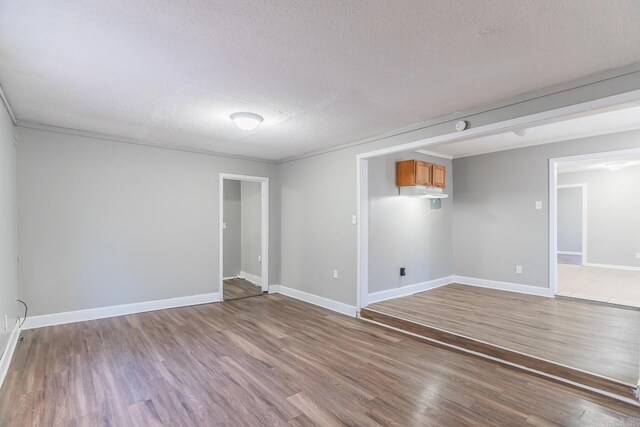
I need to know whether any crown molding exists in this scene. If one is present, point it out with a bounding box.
[0,83,17,125]
[16,121,277,164]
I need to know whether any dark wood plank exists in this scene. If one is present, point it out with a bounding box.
[223,277,264,301]
[1,294,639,426]
[360,308,637,402]
[366,284,640,385]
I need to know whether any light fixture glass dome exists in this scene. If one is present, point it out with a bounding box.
[230,112,263,131]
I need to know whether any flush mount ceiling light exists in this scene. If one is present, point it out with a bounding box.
[230,112,263,131]
[604,161,629,171]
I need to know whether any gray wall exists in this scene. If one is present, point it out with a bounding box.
[0,102,18,356]
[240,181,262,277]
[368,152,453,294]
[17,127,280,316]
[279,69,640,305]
[453,130,640,288]
[223,179,241,277]
[557,186,583,253]
[559,166,640,268]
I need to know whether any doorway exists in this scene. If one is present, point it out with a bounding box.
[550,149,640,307]
[219,173,269,301]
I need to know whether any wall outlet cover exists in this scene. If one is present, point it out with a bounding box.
[333,269,338,279]
[516,265,523,274]
[535,201,542,210]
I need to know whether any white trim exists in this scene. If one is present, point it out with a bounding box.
[276,286,357,317]
[557,251,582,256]
[358,90,640,311]
[22,293,220,330]
[268,284,280,293]
[18,122,275,164]
[0,321,20,390]
[219,173,270,299]
[238,271,263,286]
[223,276,237,280]
[0,83,16,125]
[452,276,554,298]
[367,276,453,304]
[583,262,640,272]
[414,149,453,160]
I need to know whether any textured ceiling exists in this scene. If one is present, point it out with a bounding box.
[1,1,640,161]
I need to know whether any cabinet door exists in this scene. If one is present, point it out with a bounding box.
[432,164,446,188]
[415,161,432,186]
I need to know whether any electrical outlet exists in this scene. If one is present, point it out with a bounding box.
[222,222,227,230]
[516,265,523,274]
[258,255,262,263]
[400,267,406,276]
[351,215,357,225]
[535,201,542,210]
[333,269,339,279]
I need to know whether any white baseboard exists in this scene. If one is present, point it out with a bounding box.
[22,292,221,330]
[273,285,357,317]
[452,276,554,298]
[239,271,263,286]
[583,262,640,272]
[0,321,20,391]
[268,284,280,293]
[223,276,237,280]
[558,251,582,256]
[367,276,453,304]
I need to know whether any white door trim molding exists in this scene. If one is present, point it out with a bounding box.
[357,89,640,311]
[219,173,270,299]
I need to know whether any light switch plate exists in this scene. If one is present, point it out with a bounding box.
[535,201,542,210]
[516,265,523,274]
[222,222,227,229]
[351,215,357,225]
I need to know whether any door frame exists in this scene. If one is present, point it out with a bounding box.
[219,173,269,300]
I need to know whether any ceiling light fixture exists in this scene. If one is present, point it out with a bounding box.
[230,112,263,131]
[605,161,629,171]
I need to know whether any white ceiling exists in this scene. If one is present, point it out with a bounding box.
[420,105,640,159]
[557,154,640,174]
[1,1,640,161]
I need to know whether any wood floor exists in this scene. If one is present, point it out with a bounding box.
[1,295,639,426]
[223,277,264,301]
[365,284,640,385]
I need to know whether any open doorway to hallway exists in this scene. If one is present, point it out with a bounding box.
[220,174,269,301]
[554,151,640,308]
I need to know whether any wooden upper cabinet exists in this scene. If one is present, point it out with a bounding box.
[396,159,446,188]
[432,163,446,188]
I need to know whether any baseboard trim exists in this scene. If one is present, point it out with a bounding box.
[22,292,221,330]
[274,286,357,317]
[0,321,20,390]
[558,251,582,256]
[239,271,263,286]
[367,276,453,304]
[583,262,640,272]
[452,276,554,298]
[223,276,237,280]
[268,284,280,293]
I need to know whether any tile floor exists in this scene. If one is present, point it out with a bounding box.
[557,257,640,307]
